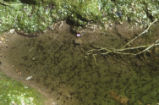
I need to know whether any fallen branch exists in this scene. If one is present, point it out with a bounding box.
[87,40,159,56]
[122,19,158,48]
[135,39,159,55]
[87,19,159,57]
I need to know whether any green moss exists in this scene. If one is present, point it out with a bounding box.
[0,1,54,34]
[0,73,43,105]
[0,0,159,33]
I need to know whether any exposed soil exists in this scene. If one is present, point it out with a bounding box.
[0,22,159,105]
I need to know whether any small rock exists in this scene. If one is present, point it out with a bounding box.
[26,76,33,81]
[9,29,15,34]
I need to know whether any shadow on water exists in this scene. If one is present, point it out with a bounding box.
[3,22,159,105]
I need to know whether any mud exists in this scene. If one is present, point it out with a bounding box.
[0,22,159,105]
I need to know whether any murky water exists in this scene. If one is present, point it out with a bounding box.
[1,23,159,105]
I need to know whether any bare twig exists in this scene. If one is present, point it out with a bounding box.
[87,39,159,56]
[135,40,159,55]
[122,19,158,48]
[87,19,159,58]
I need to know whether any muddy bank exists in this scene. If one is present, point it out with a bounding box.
[0,22,159,105]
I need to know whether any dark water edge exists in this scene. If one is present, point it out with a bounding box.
[3,23,159,105]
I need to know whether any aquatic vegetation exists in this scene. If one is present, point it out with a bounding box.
[0,73,43,105]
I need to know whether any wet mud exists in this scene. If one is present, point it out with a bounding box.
[0,22,159,105]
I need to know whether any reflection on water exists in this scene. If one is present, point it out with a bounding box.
[3,24,159,105]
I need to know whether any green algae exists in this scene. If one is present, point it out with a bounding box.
[0,72,44,105]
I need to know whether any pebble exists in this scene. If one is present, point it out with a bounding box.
[25,76,33,81]
[9,29,15,34]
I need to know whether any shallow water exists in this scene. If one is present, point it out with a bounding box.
[1,23,159,105]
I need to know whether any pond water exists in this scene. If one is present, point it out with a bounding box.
[1,22,159,105]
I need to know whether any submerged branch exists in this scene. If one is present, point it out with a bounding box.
[87,19,159,57]
[87,40,159,56]
[122,19,158,48]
